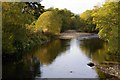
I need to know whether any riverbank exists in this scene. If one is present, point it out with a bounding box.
[58,30,99,39]
[95,61,120,79]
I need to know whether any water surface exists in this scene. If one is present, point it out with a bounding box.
[39,38,97,78]
[3,37,114,79]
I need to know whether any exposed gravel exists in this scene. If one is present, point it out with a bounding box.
[96,62,120,79]
[58,30,98,39]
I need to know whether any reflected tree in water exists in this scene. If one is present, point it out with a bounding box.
[3,55,41,80]
[80,38,119,63]
[32,39,69,65]
[80,38,105,58]
[80,38,108,63]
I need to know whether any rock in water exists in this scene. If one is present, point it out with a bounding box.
[70,71,73,73]
[87,62,95,67]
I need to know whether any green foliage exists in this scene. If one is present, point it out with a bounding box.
[58,9,83,32]
[2,32,16,53]
[79,1,119,54]
[93,2,119,53]
[3,2,119,55]
[46,8,83,32]
[80,10,97,32]
[2,2,34,53]
[2,2,48,54]
[35,11,62,35]
[58,9,72,32]
[70,15,80,30]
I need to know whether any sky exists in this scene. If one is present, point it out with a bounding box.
[41,0,105,14]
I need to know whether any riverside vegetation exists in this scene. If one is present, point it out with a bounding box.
[2,0,120,79]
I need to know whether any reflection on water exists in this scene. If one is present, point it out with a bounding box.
[32,39,69,65]
[80,38,107,63]
[3,55,41,80]
[3,37,117,79]
[38,38,98,78]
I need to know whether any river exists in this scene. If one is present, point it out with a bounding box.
[3,36,115,79]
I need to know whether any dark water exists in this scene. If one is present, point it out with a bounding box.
[3,37,115,79]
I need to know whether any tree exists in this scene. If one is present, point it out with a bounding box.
[58,9,72,32]
[93,1,119,53]
[80,10,97,32]
[2,2,34,53]
[45,8,84,32]
[35,11,62,35]
[2,2,46,54]
[22,2,44,19]
[70,15,81,30]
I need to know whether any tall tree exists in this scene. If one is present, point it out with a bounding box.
[80,10,96,32]
[93,1,119,53]
[2,2,34,53]
[35,11,62,35]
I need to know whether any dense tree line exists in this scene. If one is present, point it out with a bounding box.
[2,2,48,54]
[92,1,119,54]
[35,8,85,34]
[80,10,97,33]
[2,1,119,55]
[79,1,119,54]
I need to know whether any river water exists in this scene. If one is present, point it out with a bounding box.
[3,37,114,79]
